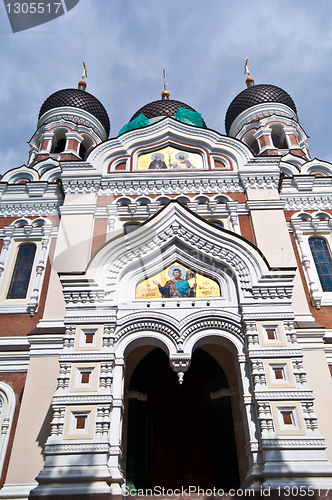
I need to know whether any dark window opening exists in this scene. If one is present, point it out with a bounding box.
[81,372,90,384]
[282,412,293,425]
[274,369,283,380]
[54,138,66,154]
[7,243,36,299]
[124,223,141,235]
[267,329,276,340]
[248,138,259,155]
[85,333,94,344]
[79,143,87,159]
[76,416,86,429]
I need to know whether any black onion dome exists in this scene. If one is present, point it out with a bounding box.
[38,88,110,137]
[130,99,207,127]
[225,84,297,135]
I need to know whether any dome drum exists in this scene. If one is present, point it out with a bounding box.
[121,98,207,134]
[38,88,110,138]
[225,84,298,136]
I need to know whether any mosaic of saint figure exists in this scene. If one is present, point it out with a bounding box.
[148,153,167,169]
[137,147,203,170]
[153,265,196,298]
[169,152,194,169]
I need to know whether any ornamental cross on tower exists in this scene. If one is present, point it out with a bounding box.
[82,61,87,81]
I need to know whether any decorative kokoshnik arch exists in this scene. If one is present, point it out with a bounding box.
[60,201,296,309]
[114,310,244,381]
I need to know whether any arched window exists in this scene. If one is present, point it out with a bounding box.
[309,238,332,292]
[7,243,36,299]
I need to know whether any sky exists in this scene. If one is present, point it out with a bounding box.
[1,0,332,176]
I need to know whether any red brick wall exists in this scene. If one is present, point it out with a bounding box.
[0,372,27,488]
[238,215,256,245]
[91,219,107,259]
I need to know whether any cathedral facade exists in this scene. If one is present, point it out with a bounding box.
[0,72,332,499]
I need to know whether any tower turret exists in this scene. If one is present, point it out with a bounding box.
[28,64,110,165]
[225,61,310,159]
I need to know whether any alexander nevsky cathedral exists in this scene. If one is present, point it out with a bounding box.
[0,62,332,500]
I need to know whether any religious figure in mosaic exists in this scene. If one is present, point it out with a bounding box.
[153,266,196,298]
[169,152,194,169]
[148,153,167,169]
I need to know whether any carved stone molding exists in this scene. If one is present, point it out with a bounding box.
[283,196,332,211]
[115,313,243,346]
[106,222,252,296]
[52,395,113,404]
[240,174,279,190]
[179,318,242,343]
[44,443,110,454]
[248,350,302,357]
[255,391,313,400]
[97,177,243,197]
[0,203,60,217]
[261,439,326,448]
[115,320,178,342]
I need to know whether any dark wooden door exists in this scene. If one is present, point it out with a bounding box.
[147,366,215,490]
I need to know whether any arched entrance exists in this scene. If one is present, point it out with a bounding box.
[125,348,240,491]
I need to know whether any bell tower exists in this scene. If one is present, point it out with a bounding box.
[225,59,310,159]
[28,63,110,165]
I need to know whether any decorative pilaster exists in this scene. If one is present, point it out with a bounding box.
[291,219,322,308]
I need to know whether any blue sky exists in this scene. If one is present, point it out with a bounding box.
[1,0,332,175]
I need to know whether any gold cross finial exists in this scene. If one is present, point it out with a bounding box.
[161,69,169,100]
[244,57,254,87]
[82,61,87,81]
[244,57,250,78]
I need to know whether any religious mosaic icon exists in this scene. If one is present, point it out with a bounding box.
[137,147,203,170]
[136,262,220,299]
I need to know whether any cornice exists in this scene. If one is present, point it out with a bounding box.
[261,438,326,449]
[59,204,97,216]
[0,202,61,217]
[60,172,244,196]
[255,391,313,400]
[240,173,280,190]
[282,195,332,211]
[282,175,332,189]
[37,106,107,142]
[230,103,298,138]
[247,200,285,210]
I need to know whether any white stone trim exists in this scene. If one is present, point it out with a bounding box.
[0,482,37,499]
[0,218,53,315]
[0,383,16,479]
[290,214,332,308]
[37,107,108,142]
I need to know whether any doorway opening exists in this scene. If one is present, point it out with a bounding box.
[125,347,240,492]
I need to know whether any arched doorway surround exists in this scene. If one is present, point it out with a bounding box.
[124,347,241,492]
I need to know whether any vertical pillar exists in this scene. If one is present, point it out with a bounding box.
[108,357,125,495]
